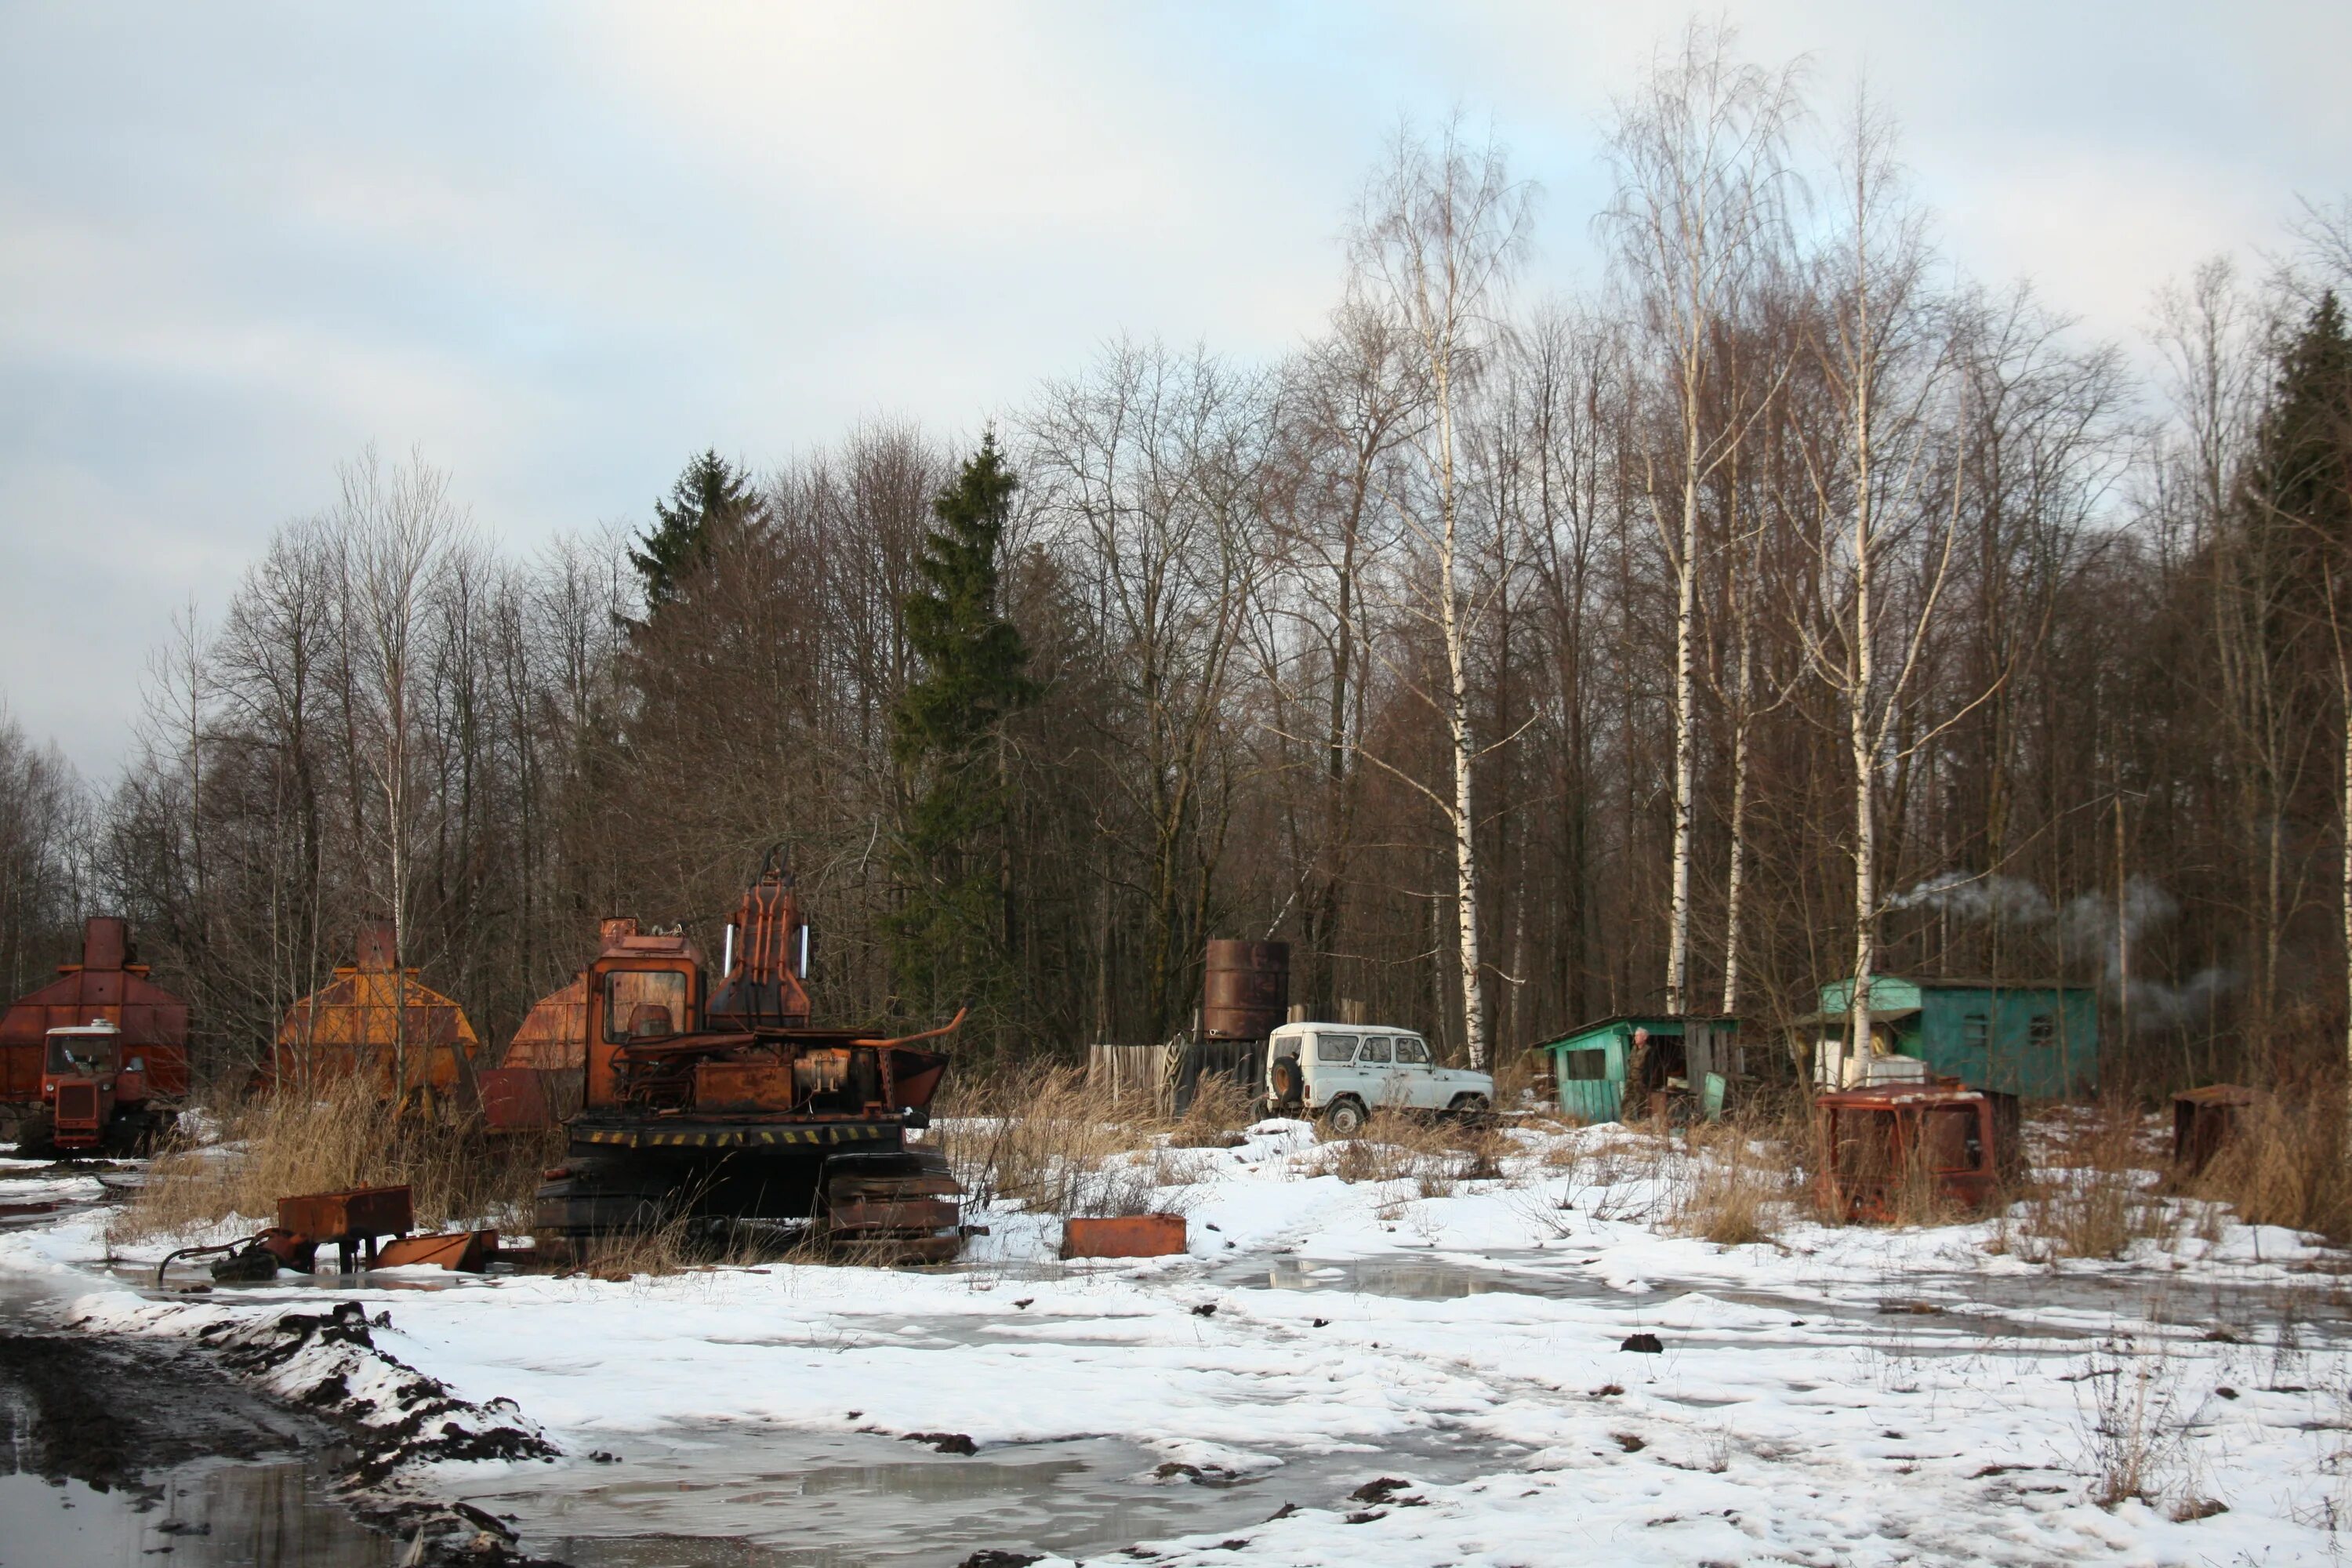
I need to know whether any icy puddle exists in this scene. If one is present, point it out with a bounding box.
[1222,1247,2351,1345]
[476,1421,1517,1567]
[0,1458,394,1568]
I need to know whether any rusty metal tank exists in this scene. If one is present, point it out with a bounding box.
[1203,939,1290,1040]
[270,924,479,1098]
[0,918,190,1102]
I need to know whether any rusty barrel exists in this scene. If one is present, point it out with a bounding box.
[1203,940,1288,1041]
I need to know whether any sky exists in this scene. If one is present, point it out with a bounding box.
[2,2,2347,777]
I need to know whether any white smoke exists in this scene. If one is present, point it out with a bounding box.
[1885,870,2234,1033]
[1884,871,2053,924]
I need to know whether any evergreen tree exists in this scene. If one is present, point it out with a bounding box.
[885,434,1038,1023]
[630,449,764,615]
[2253,291,2352,552]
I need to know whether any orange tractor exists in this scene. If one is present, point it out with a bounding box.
[526,853,967,1264]
[18,1018,179,1157]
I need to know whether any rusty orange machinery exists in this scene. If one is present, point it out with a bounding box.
[1814,1081,2002,1223]
[528,855,967,1263]
[479,917,662,1133]
[268,924,481,1100]
[1,918,189,1107]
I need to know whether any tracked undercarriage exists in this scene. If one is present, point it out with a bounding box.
[527,855,967,1266]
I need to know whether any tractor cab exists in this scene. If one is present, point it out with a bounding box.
[41,1020,147,1152]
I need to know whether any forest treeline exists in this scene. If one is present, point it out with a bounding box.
[4,28,2350,1092]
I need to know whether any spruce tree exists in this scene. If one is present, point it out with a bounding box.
[630,449,764,615]
[886,434,1038,1022]
[2254,291,2352,552]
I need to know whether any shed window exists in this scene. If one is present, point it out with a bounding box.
[1962,1014,1989,1048]
[2028,1014,2055,1048]
[1560,1048,1608,1080]
[1316,1034,1359,1062]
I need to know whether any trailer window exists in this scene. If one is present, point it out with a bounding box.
[605,970,688,1042]
[1316,1034,1359,1062]
[1560,1048,1608,1080]
[1393,1036,1431,1065]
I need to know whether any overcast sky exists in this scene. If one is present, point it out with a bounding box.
[3,2,2347,777]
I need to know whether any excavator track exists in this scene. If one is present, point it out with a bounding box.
[812,1148,964,1264]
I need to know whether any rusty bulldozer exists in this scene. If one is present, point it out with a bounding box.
[527,852,967,1265]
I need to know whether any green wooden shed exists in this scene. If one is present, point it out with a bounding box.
[1529,1014,1743,1123]
[1812,975,2096,1099]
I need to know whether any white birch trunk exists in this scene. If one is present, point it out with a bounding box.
[1667,401,1700,1014]
[1436,360,1489,1069]
[1720,618,1755,1014]
[1846,237,1878,1062]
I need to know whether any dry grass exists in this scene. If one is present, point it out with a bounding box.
[2184,1085,2352,1242]
[1670,1113,1796,1247]
[2015,1100,2169,1261]
[111,1075,561,1248]
[1301,1108,1515,1199]
[933,1057,1243,1218]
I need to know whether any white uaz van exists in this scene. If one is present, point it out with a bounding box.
[1263,1022,1494,1134]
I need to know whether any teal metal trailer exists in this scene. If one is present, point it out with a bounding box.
[1529,1014,1743,1123]
[1812,975,2096,1099]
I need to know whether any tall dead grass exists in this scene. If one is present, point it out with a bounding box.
[933,1058,1252,1218]
[2005,1099,2168,1260]
[2185,1086,2351,1242]
[111,1075,560,1247]
[1669,1112,1798,1247]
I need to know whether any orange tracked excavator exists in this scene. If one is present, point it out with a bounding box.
[530,851,967,1265]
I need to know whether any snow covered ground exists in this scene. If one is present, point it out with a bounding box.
[5,1120,2350,1566]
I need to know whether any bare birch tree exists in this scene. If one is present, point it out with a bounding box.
[337,447,461,1094]
[1602,21,1802,1014]
[1348,117,1530,1068]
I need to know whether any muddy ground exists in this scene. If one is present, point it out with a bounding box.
[0,1323,331,1495]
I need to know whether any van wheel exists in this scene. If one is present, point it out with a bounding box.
[1323,1098,1368,1138]
[1449,1094,1492,1123]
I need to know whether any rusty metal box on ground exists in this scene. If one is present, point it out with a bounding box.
[278,1184,413,1242]
[1062,1213,1188,1259]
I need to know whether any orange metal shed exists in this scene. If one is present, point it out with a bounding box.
[270,924,479,1097]
[0,918,189,1102]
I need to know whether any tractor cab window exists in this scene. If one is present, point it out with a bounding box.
[1393,1036,1431,1065]
[45,1034,117,1076]
[1316,1033,1359,1062]
[1922,1106,1984,1173]
[604,969,688,1043]
[1360,1037,1392,1065]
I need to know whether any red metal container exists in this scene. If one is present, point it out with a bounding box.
[277,1184,414,1244]
[1062,1214,1188,1259]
